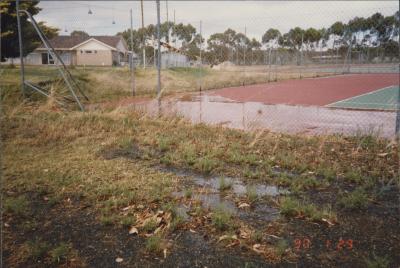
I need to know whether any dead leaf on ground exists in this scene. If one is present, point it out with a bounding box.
[129,226,138,235]
[218,234,237,243]
[321,218,336,227]
[238,202,250,209]
[122,205,135,211]
[377,152,389,157]
[252,244,264,254]
[239,226,251,239]
[226,240,240,248]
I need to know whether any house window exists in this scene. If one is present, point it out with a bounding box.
[48,53,55,64]
[41,52,54,65]
[85,50,93,54]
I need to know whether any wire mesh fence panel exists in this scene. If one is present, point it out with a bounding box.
[142,1,400,139]
[9,1,399,138]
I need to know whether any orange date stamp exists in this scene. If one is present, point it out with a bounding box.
[294,238,353,251]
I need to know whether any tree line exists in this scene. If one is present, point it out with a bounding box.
[1,0,398,66]
[119,11,399,65]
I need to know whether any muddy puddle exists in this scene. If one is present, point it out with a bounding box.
[165,168,286,226]
[132,94,396,138]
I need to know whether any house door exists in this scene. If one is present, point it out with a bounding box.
[41,53,55,65]
[41,53,48,64]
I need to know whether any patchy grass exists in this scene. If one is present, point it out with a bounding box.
[4,196,30,217]
[275,239,289,258]
[211,205,234,231]
[49,243,72,263]
[2,79,399,267]
[194,156,218,174]
[182,187,193,199]
[246,185,258,203]
[250,230,263,243]
[364,254,390,268]
[279,196,337,222]
[145,235,163,253]
[3,65,319,106]
[120,215,136,227]
[25,239,50,261]
[142,218,159,233]
[339,188,369,209]
[218,177,233,191]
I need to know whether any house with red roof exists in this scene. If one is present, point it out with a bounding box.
[25,35,130,66]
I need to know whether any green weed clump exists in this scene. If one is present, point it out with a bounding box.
[4,196,29,217]
[275,239,289,258]
[194,156,218,174]
[246,185,258,203]
[49,243,71,263]
[339,188,369,209]
[218,177,232,191]
[211,205,234,231]
[184,188,193,198]
[142,218,159,233]
[26,240,50,261]
[279,196,337,222]
[146,235,163,253]
[364,253,390,268]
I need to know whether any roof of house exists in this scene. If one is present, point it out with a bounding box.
[38,35,126,50]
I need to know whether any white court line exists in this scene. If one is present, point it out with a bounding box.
[326,85,398,107]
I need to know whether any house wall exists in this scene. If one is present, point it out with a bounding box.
[24,50,74,65]
[25,52,42,65]
[116,40,128,54]
[76,50,112,66]
[75,39,114,66]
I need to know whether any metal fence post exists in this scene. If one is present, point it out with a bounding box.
[130,9,136,96]
[396,86,400,137]
[16,0,25,97]
[156,0,161,113]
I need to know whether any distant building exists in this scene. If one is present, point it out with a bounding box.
[24,35,129,66]
[160,51,189,68]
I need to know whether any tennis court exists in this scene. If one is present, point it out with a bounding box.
[327,85,399,111]
[209,73,399,110]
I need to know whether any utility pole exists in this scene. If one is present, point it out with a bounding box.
[156,0,161,100]
[300,32,303,78]
[199,20,203,122]
[244,26,246,65]
[166,0,169,43]
[130,9,135,96]
[16,0,25,97]
[199,20,203,91]
[173,10,177,48]
[140,0,146,69]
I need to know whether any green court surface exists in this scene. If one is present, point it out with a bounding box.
[327,85,399,111]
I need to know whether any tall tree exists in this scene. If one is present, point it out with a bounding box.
[304,28,321,50]
[70,30,89,38]
[0,0,58,61]
[261,28,281,48]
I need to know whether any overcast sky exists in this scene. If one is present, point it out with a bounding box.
[35,1,399,39]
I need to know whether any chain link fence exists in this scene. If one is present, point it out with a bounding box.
[7,1,399,138]
[131,1,400,138]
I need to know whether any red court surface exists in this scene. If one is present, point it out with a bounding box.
[210,73,399,106]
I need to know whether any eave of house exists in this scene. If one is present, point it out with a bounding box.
[70,38,117,51]
[35,37,119,52]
